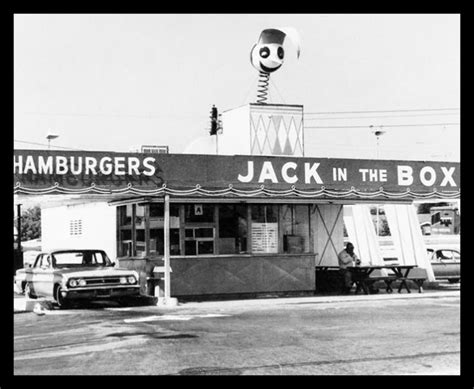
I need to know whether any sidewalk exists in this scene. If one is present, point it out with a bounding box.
[14,288,460,314]
[179,289,460,312]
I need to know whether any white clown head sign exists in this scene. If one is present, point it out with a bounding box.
[250,27,301,74]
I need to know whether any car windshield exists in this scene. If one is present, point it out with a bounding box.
[52,251,112,268]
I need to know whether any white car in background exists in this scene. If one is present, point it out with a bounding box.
[426,247,460,283]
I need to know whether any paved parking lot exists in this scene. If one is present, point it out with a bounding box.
[14,287,460,375]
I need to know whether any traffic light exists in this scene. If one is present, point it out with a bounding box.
[210,105,218,135]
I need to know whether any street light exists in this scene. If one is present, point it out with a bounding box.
[46,131,59,150]
[371,127,386,159]
[371,126,386,236]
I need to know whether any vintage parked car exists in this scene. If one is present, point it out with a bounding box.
[427,247,461,283]
[14,249,140,307]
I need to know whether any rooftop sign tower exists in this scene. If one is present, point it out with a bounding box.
[217,27,305,157]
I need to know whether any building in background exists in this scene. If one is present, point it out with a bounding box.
[129,145,169,154]
[430,205,460,235]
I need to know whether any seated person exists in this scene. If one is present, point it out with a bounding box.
[338,242,360,294]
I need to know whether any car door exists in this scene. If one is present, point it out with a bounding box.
[431,249,458,279]
[33,255,55,297]
[437,249,460,278]
[25,254,42,296]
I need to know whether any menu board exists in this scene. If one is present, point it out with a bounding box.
[251,223,278,253]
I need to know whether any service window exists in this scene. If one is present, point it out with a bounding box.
[184,227,215,256]
[281,204,311,254]
[218,204,248,254]
[149,203,181,256]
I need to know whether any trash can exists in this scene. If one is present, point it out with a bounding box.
[151,266,172,297]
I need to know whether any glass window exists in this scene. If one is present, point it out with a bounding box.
[184,227,215,255]
[251,204,278,223]
[39,255,51,268]
[118,205,134,257]
[195,227,214,238]
[135,204,146,257]
[53,252,83,266]
[198,241,214,255]
[281,205,310,253]
[117,203,181,258]
[185,240,197,256]
[52,251,112,267]
[149,204,181,256]
[218,204,248,254]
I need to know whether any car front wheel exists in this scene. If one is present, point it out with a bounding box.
[54,286,69,308]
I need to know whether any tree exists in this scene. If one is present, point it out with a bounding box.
[18,206,41,241]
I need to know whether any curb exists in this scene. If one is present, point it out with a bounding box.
[14,290,459,314]
[177,290,460,311]
[13,294,158,313]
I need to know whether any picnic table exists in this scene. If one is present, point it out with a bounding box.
[315,264,426,295]
[348,265,418,294]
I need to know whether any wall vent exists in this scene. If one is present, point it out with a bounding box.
[69,219,83,236]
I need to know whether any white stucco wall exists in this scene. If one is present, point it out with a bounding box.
[42,202,117,260]
[219,104,251,155]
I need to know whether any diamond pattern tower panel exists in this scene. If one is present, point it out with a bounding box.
[220,103,304,156]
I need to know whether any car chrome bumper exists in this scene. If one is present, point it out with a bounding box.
[62,285,140,299]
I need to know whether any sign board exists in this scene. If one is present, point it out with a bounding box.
[194,204,203,215]
[251,223,278,253]
[13,150,460,199]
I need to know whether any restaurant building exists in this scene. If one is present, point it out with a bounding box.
[13,104,460,299]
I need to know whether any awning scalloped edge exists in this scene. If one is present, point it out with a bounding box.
[13,182,461,199]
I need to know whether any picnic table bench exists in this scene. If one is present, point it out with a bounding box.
[349,265,427,294]
[316,264,427,295]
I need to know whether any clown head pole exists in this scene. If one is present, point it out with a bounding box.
[250,27,301,104]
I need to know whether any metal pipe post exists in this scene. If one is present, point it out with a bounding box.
[164,194,171,299]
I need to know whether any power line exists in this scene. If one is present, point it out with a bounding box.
[14,139,87,151]
[305,108,460,115]
[305,123,460,129]
[20,111,202,119]
[305,112,461,121]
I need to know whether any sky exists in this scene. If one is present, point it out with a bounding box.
[14,13,460,161]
